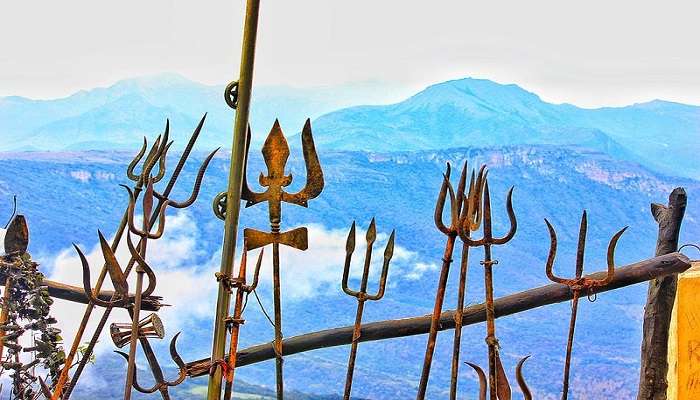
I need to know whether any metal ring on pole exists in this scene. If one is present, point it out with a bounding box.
[224,81,240,109]
[213,192,227,221]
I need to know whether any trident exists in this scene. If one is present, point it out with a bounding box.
[61,117,217,400]
[341,219,395,400]
[214,119,324,399]
[458,178,517,400]
[51,123,170,400]
[544,210,626,400]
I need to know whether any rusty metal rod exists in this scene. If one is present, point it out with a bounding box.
[185,252,690,376]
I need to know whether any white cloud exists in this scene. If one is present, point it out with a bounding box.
[45,213,433,359]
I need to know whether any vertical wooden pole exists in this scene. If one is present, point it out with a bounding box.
[208,1,260,398]
[637,187,687,400]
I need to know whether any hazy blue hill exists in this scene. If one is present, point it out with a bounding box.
[0,73,405,151]
[564,99,700,177]
[0,145,697,399]
[307,78,699,178]
[3,75,698,176]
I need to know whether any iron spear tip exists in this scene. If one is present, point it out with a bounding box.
[367,218,377,243]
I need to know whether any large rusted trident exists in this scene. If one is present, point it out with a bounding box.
[53,124,171,400]
[221,245,264,400]
[341,219,395,400]
[415,161,468,400]
[219,119,323,400]
[544,211,626,400]
[465,356,533,400]
[458,178,517,400]
[449,165,486,400]
[123,178,168,400]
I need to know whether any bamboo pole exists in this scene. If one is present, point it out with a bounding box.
[208,1,261,398]
[186,252,690,377]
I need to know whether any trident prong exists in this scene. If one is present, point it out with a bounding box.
[126,121,171,184]
[341,219,395,400]
[124,179,169,240]
[459,180,516,247]
[465,356,533,400]
[543,210,627,400]
[126,232,157,298]
[115,332,188,393]
[75,231,130,308]
[153,147,220,209]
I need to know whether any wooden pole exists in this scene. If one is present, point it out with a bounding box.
[208,1,261,397]
[637,187,687,400]
[185,252,691,377]
[0,273,163,311]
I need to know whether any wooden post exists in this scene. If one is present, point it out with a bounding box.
[183,252,691,377]
[638,187,687,400]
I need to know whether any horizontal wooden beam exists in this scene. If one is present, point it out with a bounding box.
[186,252,691,377]
[0,271,164,311]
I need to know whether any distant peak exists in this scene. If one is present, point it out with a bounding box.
[112,72,197,90]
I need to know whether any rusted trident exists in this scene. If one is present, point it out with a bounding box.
[214,119,323,399]
[220,245,264,400]
[416,161,468,400]
[120,178,168,400]
[341,219,395,400]
[449,165,486,400]
[52,124,170,400]
[458,178,517,400]
[544,210,626,400]
[465,356,533,400]
[60,117,217,400]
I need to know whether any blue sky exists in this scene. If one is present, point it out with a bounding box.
[1,0,699,107]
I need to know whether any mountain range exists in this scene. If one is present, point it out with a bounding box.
[2,74,698,179]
